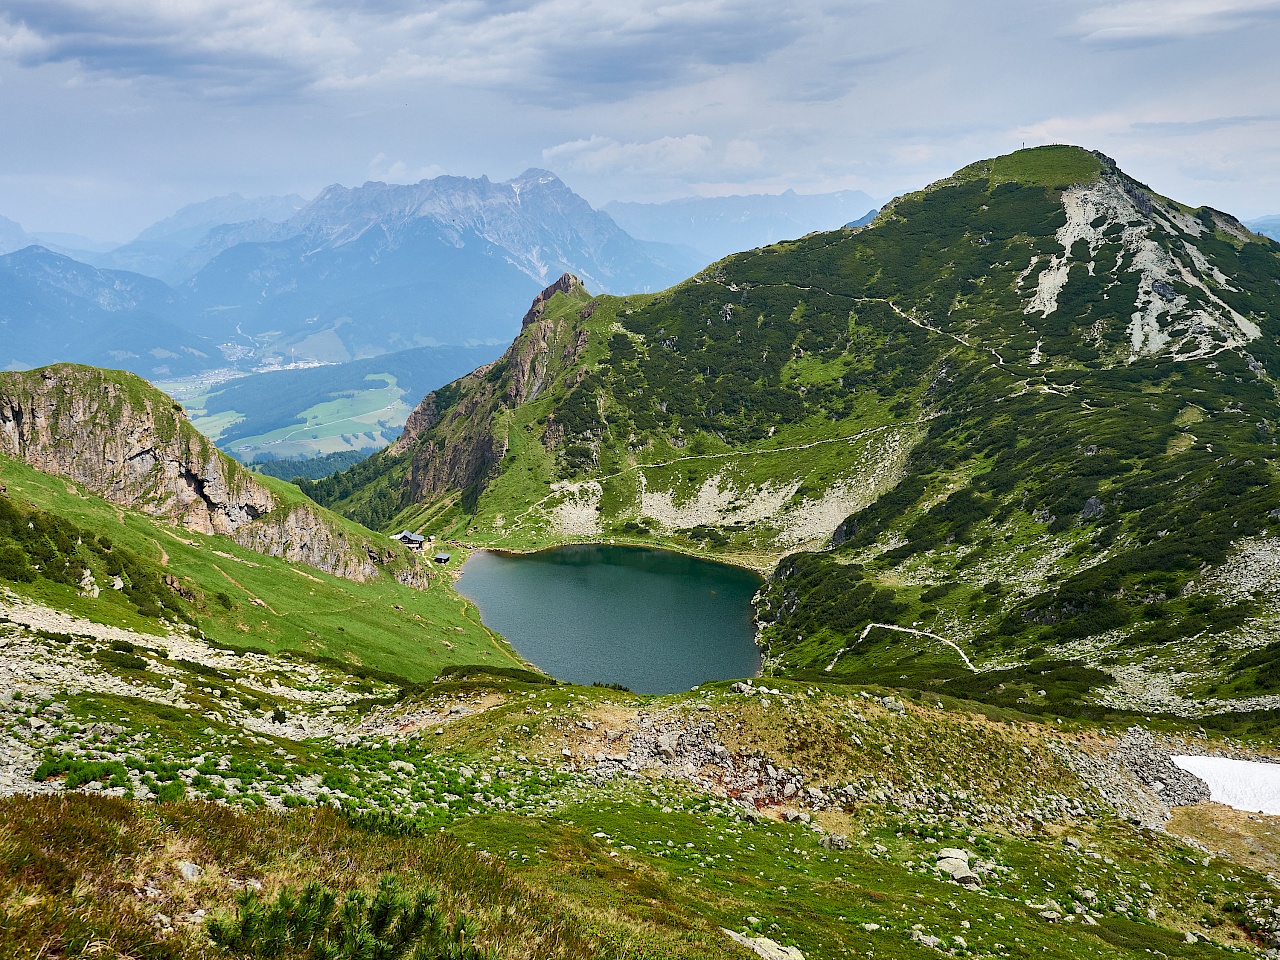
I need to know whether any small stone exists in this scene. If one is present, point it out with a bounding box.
[175,861,202,882]
[909,931,941,948]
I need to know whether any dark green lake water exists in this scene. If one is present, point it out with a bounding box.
[455,544,763,694]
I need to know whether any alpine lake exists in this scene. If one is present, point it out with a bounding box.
[455,544,763,694]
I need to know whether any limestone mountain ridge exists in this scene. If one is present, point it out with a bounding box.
[0,364,421,584]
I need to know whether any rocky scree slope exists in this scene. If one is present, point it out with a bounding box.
[0,364,419,584]
[310,146,1280,716]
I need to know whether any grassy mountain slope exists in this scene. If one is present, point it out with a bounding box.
[0,455,516,681]
[308,145,1280,715]
[0,363,440,585]
[6,608,1280,959]
[14,146,1280,960]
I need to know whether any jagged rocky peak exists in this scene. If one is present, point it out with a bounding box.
[522,273,585,328]
[0,364,407,584]
[384,274,594,504]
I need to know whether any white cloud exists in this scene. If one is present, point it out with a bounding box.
[1074,0,1280,41]
[2,0,1280,236]
[543,135,714,175]
[0,0,807,103]
[0,0,359,94]
[367,153,447,184]
[0,19,49,60]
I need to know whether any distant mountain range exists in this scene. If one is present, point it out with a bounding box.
[0,173,884,446]
[0,170,705,380]
[1248,215,1280,241]
[605,188,880,263]
[0,216,31,256]
[176,169,700,364]
[88,193,307,280]
[0,246,214,377]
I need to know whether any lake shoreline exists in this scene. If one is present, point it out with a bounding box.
[456,544,765,694]
[459,536,780,577]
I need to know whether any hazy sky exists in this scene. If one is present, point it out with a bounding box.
[1,0,1278,241]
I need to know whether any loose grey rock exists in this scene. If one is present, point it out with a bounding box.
[722,929,804,960]
[175,861,203,882]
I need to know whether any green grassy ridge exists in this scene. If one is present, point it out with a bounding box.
[0,489,198,627]
[758,344,1280,704]
[0,363,423,585]
[954,144,1107,189]
[307,279,921,568]
[0,456,520,682]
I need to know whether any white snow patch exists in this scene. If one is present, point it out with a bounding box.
[1172,755,1280,815]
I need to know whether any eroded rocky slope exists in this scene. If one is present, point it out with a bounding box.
[0,364,412,584]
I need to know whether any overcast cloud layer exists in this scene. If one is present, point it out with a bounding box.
[1,0,1278,240]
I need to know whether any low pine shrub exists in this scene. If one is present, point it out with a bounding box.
[206,874,493,959]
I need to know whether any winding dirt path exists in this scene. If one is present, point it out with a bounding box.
[211,564,279,616]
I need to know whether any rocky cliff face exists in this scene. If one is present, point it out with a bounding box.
[387,275,593,504]
[0,364,411,584]
[0,365,272,535]
[230,503,382,582]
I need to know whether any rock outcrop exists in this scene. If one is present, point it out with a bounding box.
[0,364,410,584]
[383,276,593,505]
[229,504,382,583]
[521,273,583,329]
[0,364,272,535]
